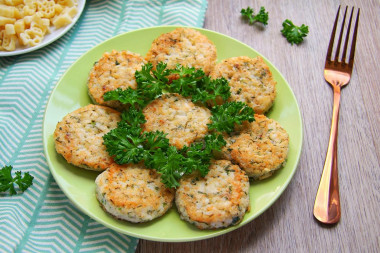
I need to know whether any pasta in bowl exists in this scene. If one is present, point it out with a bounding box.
[0,0,86,56]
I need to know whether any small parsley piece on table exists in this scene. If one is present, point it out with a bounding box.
[241,6,269,25]
[0,165,34,196]
[208,101,255,134]
[281,19,309,45]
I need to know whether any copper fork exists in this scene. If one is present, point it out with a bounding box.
[313,6,360,224]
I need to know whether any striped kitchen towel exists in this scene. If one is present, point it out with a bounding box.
[0,0,207,252]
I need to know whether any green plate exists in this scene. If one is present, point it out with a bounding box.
[43,26,303,242]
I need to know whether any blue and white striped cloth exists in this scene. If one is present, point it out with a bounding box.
[0,0,207,252]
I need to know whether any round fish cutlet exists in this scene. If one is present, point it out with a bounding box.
[142,93,211,149]
[222,114,289,179]
[88,50,146,110]
[95,163,175,223]
[175,160,250,230]
[54,104,120,171]
[210,56,276,114]
[145,27,217,75]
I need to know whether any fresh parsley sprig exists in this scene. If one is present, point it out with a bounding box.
[118,107,146,128]
[241,6,269,25]
[0,165,34,196]
[103,127,147,164]
[103,108,168,164]
[208,101,255,134]
[239,7,309,46]
[103,63,231,108]
[104,62,170,108]
[147,146,185,188]
[155,63,231,106]
[168,64,205,96]
[143,133,226,188]
[103,119,226,188]
[135,62,169,101]
[103,87,145,107]
[102,104,226,188]
[190,76,231,106]
[281,19,309,45]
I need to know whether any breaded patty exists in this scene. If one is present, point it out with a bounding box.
[54,104,120,171]
[175,160,250,230]
[145,28,217,75]
[142,93,211,149]
[95,163,175,223]
[222,114,289,179]
[88,50,146,110]
[210,56,276,114]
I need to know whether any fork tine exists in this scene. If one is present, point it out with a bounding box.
[348,8,360,68]
[342,7,354,63]
[326,5,341,62]
[334,6,348,62]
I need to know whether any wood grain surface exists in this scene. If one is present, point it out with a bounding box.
[136,0,380,252]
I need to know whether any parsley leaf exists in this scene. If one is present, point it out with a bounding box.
[0,165,34,196]
[103,106,168,164]
[142,131,171,154]
[103,126,146,164]
[135,62,169,101]
[119,107,146,128]
[146,133,225,188]
[165,64,231,106]
[208,101,255,133]
[103,62,172,108]
[190,76,231,106]
[169,64,205,97]
[241,7,255,23]
[135,62,231,106]
[147,146,185,188]
[241,6,269,25]
[103,87,145,107]
[183,133,226,176]
[281,19,309,45]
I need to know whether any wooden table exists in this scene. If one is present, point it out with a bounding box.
[136,0,380,252]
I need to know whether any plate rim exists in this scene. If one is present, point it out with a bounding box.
[0,0,86,57]
[42,25,303,242]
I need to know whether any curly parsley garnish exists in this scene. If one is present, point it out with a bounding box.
[241,6,269,25]
[104,62,170,107]
[281,19,309,45]
[104,62,231,108]
[103,109,226,188]
[208,101,255,134]
[102,62,254,188]
[103,87,145,107]
[0,165,34,196]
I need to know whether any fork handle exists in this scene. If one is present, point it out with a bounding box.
[313,85,341,224]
